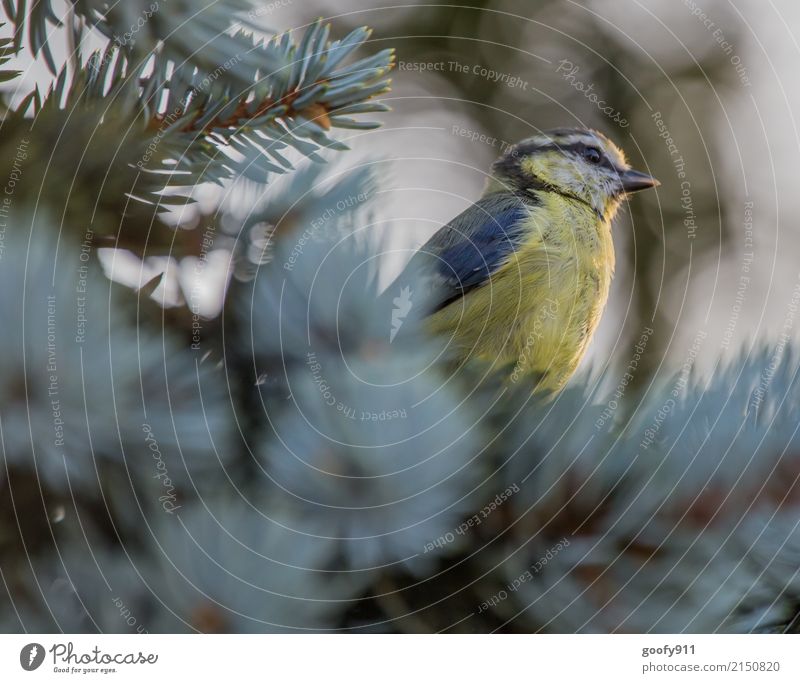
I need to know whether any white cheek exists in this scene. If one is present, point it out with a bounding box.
[552,165,582,191]
[585,176,613,214]
[589,187,605,213]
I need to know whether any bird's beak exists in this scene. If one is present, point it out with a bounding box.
[619,168,660,193]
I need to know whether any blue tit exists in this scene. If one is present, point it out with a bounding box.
[388,128,659,392]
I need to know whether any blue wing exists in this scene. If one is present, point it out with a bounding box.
[422,194,532,311]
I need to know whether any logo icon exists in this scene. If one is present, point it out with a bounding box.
[390,286,413,342]
[20,643,45,671]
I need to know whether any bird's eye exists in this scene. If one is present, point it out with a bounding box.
[583,147,602,164]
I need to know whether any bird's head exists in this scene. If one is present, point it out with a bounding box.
[489,128,659,220]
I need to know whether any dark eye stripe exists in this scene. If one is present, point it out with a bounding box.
[522,141,617,172]
[498,137,624,185]
[512,140,582,158]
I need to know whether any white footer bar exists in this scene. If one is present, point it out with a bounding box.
[1,634,796,681]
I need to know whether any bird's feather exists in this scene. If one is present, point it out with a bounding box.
[404,192,536,313]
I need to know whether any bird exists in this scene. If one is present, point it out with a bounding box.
[385,128,659,393]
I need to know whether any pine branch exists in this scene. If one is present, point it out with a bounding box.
[3,19,393,237]
[2,0,278,78]
[139,20,394,188]
[0,23,19,83]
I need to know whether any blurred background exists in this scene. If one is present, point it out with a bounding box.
[4,0,800,635]
[6,0,796,387]
[255,0,798,389]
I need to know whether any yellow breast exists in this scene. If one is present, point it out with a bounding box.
[429,192,615,392]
